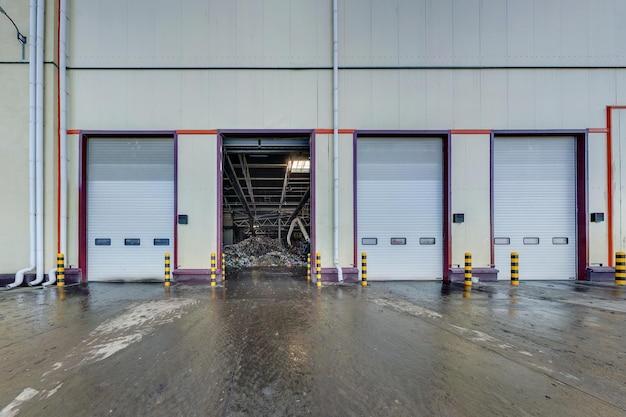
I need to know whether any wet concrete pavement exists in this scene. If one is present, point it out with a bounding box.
[1,270,625,417]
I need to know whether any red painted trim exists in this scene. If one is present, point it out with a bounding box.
[176,129,218,135]
[607,106,614,266]
[352,131,357,266]
[489,132,495,266]
[443,134,452,282]
[604,106,626,266]
[78,132,177,282]
[217,133,223,269]
[174,134,179,268]
[604,104,626,265]
[314,129,356,135]
[66,129,81,135]
[78,134,87,282]
[310,132,316,266]
[588,128,609,134]
[607,108,613,265]
[577,134,588,280]
[450,129,492,135]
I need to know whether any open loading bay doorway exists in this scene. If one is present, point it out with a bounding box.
[221,135,311,271]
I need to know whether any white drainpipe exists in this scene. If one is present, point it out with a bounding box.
[10,0,38,289]
[332,0,343,282]
[29,0,45,286]
[44,0,66,287]
[60,0,68,260]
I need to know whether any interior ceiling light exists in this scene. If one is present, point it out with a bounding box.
[288,159,310,173]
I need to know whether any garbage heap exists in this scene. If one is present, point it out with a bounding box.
[223,236,309,269]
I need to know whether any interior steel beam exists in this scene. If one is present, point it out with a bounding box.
[239,154,256,213]
[284,188,310,234]
[279,161,290,209]
[224,153,255,233]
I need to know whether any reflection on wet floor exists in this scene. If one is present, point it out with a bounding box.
[0,270,625,417]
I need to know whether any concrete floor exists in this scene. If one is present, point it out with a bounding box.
[1,270,625,417]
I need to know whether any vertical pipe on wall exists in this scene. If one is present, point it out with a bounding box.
[607,106,614,266]
[10,0,38,289]
[332,0,343,282]
[45,0,66,286]
[30,0,45,286]
[59,0,67,259]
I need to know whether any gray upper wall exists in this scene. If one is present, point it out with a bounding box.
[67,0,626,68]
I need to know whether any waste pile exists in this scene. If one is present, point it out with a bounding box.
[223,236,309,269]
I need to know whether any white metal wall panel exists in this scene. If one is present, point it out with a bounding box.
[340,0,626,67]
[358,137,443,280]
[68,68,626,132]
[452,0,480,66]
[587,132,608,266]
[87,138,174,281]
[336,68,616,131]
[69,0,331,67]
[69,70,331,130]
[397,0,427,65]
[494,137,577,281]
[69,0,626,68]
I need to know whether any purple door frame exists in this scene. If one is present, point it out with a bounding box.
[78,131,178,283]
[216,130,316,270]
[353,130,452,282]
[490,130,588,280]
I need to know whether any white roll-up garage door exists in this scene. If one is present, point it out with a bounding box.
[87,138,174,281]
[494,136,577,281]
[357,137,443,280]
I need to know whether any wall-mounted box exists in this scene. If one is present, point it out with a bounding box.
[590,212,604,223]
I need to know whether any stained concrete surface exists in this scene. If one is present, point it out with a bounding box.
[1,270,625,417]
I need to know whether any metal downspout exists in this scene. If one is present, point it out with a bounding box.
[9,0,38,289]
[29,0,45,286]
[45,0,66,286]
[332,0,343,282]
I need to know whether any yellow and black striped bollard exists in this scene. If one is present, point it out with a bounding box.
[164,252,171,287]
[316,252,322,288]
[616,251,626,286]
[361,252,368,287]
[210,252,217,287]
[222,253,226,281]
[307,253,311,281]
[511,252,519,286]
[56,253,65,288]
[464,252,472,288]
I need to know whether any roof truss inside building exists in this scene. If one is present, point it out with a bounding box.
[222,136,310,238]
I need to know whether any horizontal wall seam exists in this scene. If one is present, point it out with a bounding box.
[0,61,59,68]
[68,128,609,135]
[64,66,626,71]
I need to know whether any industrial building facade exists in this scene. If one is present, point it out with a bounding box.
[1,0,626,285]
